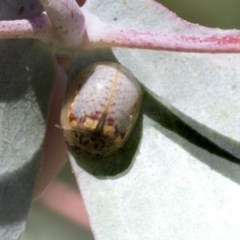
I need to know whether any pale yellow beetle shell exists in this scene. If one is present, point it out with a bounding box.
[60,62,142,160]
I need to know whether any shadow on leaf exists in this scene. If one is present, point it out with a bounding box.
[143,88,240,184]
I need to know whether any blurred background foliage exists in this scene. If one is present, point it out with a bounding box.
[22,1,240,240]
[158,0,240,28]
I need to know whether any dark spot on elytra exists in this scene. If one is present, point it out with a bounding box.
[94,153,104,159]
[69,112,77,122]
[107,117,115,126]
[90,136,98,142]
[74,132,79,138]
[93,142,105,151]
[70,145,82,154]
[119,147,125,153]
[79,136,90,146]
[18,6,24,15]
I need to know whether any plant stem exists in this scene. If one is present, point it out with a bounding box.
[91,28,240,53]
[0,12,52,41]
[40,0,85,47]
[83,11,240,53]
[1,8,240,53]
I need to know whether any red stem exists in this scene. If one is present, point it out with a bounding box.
[1,9,240,53]
[82,10,240,53]
[38,180,91,230]
[91,27,240,53]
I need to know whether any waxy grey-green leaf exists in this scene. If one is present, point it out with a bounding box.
[0,39,54,240]
[69,1,240,240]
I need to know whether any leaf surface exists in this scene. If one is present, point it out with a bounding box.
[0,2,55,239]
[70,1,240,239]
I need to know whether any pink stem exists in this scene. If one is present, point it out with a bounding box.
[93,28,240,53]
[38,180,91,230]
[40,0,85,47]
[33,64,68,200]
[1,8,240,53]
[0,12,52,41]
[83,10,240,53]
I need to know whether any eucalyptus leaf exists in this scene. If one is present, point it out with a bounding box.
[84,0,240,157]
[69,1,240,239]
[0,39,54,240]
[0,1,56,238]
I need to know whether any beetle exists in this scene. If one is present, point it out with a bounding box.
[60,62,142,160]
